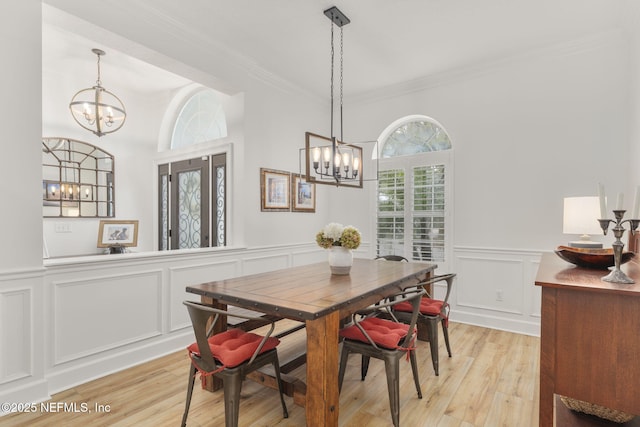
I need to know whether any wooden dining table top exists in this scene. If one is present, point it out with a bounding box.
[186,258,437,321]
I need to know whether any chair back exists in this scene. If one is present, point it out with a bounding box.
[394,289,424,348]
[184,301,224,373]
[416,273,456,304]
[436,273,456,305]
[375,255,409,262]
[350,288,426,350]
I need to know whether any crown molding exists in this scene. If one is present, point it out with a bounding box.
[350,28,627,105]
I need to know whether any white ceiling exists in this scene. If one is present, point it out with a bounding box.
[43,0,627,100]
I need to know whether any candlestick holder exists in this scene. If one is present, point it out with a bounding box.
[598,210,640,284]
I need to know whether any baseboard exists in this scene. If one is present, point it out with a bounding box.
[452,311,541,337]
[0,379,50,417]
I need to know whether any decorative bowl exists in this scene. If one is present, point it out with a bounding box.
[554,246,634,269]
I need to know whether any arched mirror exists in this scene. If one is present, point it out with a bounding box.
[42,137,115,217]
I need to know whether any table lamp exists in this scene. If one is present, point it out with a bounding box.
[563,196,603,248]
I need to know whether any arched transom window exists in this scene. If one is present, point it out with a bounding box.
[171,89,227,149]
[380,119,451,158]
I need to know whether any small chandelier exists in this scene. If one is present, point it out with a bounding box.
[303,6,364,188]
[69,48,126,137]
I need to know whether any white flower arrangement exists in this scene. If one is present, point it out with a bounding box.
[316,222,361,250]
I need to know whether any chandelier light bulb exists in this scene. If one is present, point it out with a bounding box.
[342,152,350,167]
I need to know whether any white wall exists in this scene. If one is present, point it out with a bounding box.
[1,0,43,269]
[339,30,631,333]
[0,0,49,408]
[347,31,629,251]
[623,1,640,192]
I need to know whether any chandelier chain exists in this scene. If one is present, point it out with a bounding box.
[340,25,344,142]
[95,52,102,87]
[330,18,335,140]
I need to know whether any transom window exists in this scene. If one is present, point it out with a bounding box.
[380,119,451,158]
[376,116,452,270]
[171,89,227,149]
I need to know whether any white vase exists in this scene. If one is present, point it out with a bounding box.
[328,246,353,275]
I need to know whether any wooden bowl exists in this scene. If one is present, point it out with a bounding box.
[554,246,634,269]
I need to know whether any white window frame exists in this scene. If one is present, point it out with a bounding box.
[374,115,453,273]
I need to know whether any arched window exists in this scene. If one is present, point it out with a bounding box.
[171,89,227,149]
[379,119,451,158]
[376,116,453,271]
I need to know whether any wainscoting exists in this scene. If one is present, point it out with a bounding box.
[451,247,542,336]
[0,243,544,413]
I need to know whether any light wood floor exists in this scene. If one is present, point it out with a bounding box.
[2,321,540,426]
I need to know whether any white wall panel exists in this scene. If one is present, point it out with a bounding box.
[242,253,290,275]
[169,259,240,331]
[292,249,325,266]
[452,247,542,336]
[456,255,525,314]
[53,270,162,364]
[0,288,31,383]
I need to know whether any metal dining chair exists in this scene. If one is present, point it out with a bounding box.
[338,288,426,427]
[181,301,288,427]
[392,273,456,376]
[374,255,456,376]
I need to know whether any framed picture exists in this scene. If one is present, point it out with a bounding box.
[260,168,291,211]
[291,174,316,212]
[97,220,139,248]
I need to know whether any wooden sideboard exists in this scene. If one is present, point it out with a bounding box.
[535,253,640,426]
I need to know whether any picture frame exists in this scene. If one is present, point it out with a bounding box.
[291,174,316,212]
[97,220,139,248]
[260,168,291,211]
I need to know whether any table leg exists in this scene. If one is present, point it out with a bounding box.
[305,311,340,427]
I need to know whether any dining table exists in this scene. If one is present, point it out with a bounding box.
[185,257,436,426]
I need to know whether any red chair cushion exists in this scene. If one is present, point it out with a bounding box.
[187,328,280,368]
[394,298,448,318]
[340,317,410,349]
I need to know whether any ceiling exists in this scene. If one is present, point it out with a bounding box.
[43,0,627,100]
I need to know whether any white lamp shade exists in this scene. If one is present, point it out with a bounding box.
[563,196,602,235]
